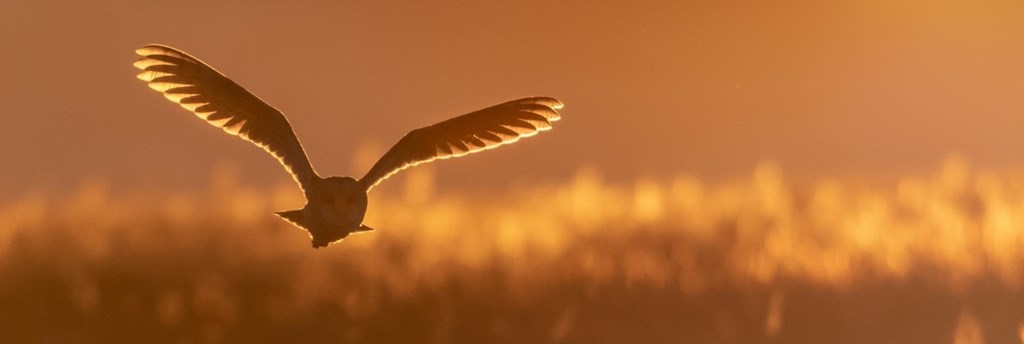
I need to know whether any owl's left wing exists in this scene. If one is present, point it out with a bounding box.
[358,97,562,191]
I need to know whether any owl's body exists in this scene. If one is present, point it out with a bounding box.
[276,177,370,247]
[133,44,562,248]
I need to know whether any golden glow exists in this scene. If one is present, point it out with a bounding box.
[1,156,1022,340]
[4,156,1024,287]
[5,1,1024,340]
[953,310,983,344]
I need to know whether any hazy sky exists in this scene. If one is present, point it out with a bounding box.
[4,1,1024,197]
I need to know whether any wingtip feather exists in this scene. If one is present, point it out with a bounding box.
[549,99,565,110]
[135,44,169,56]
[135,44,194,62]
[526,96,564,110]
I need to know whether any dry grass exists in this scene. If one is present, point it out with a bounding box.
[2,157,1023,343]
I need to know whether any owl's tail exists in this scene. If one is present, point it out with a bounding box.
[275,208,374,248]
[275,208,310,230]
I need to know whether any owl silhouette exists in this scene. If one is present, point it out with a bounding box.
[134,44,562,248]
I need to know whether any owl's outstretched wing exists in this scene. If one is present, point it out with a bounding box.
[134,44,319,192]
[359,97,563,191]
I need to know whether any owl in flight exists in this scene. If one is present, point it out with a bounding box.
[134,44,562,248]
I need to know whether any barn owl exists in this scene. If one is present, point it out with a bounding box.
[134,44,562,248]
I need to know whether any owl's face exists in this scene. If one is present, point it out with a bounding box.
[316,177,368,228]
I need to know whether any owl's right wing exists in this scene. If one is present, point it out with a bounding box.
[133,44,319,192]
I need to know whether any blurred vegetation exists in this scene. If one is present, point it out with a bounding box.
[1,158,1023,343]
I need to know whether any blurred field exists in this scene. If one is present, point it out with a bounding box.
[2,157,1024,343]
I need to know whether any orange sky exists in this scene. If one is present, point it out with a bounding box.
[3,1,1024,197]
